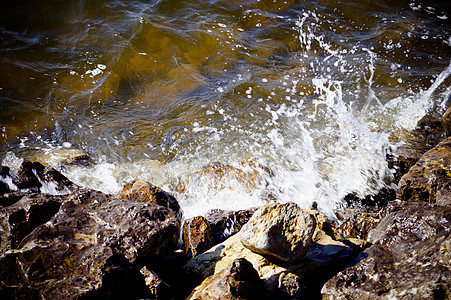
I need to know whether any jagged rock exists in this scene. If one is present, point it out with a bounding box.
[443,106,451,137]
[322,201,451,300]
[276,272,303,299]
[183,216,214,258]
[187,258,266,300]
[140,266,173,299]
[184,215,357,298]
[0,188,181,299]
[14,161,76,193]
[239,202,316,263]
[342,188,396,210]
[397,137,451,206]
[334,209,380,240]
[119,179,181,215]
[205,208,255,244]
[0,166,12,194]
[387,118,445,183]
[307,209,335,240]
[0,193,62,254]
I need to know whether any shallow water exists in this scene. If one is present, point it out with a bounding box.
[1,0,450,218]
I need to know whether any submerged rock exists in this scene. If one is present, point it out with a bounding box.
[34,149,92,167]
[183,216,214,258]
[239,202,316,264]
[119,179,181,215]
[14,161,76,193]
[187,258,266,300]
[322,201,451,300]
[397,137,451,206]
[0,188,181,299]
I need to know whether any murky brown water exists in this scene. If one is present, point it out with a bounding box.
[1,0,450,217]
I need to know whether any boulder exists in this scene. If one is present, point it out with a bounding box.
[119,179,181,215]
[0,188,181,299]
[14,161,76,193]
[387,118,445,183]
[443,106,451,137]
[140,266,173,299]
[187,258,266,300]
[0,166,12,194]
[183,216,214,258]
[205,208,255,244]
[397,137,451,206]
[239,202,316,263]
[321,201,451,300]
[334,209,380,240]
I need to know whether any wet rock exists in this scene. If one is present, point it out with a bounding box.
[170,160,272,198]
[239,202,316,263]
[14,161,76,193]
[0,191,28,207]
[205,208,255,244]
[334,209,380,240]
[140,266,173,299]
[0,193,62,254]
[119,179,181,215]
[0,188,181,299]
[387,118,446,183]
[343,187,396,210]
[322,201,451,300]
[443,106,451,137]
[35,149,92,167]
[183,216,214,258]
[184,226,358,298]
[187,258,266,300]
[397,137,451,206]
[0,166,12,194]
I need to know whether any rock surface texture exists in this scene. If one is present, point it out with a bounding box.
[322,201,451,300]
[0,188,181,299]
[397,137,451,206]
[187,258,266,300]
[239,202,316,263]
[183,215,214,258]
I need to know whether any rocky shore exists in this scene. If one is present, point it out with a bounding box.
[1,112,450,299]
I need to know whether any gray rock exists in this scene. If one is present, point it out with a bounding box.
[205,208,255,244]
[321,201,451,300]
[239,202,316,263]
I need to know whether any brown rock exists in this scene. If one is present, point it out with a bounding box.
[187,258,266,300]
[205,208,255,244]
[183,216,214,258]
[239,202,316,263]
[119,179,181,215]
[397,137,451,206]
[443,106,451,137]
[334,210,380,240]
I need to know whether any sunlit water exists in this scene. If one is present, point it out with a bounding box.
[1,0,450,219]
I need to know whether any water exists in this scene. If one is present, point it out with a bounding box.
[1,0,450,219]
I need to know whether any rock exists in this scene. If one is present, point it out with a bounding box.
[140,266,173,299]
[35,149,92,167]
[0,166,12,194]
[239,202,316,263]
[397,137,451,206]
[183,216,214,258]
[276,272,304,299]
[14,161,76,193]
[205,208,255,244]
[187,258,267,300]
[387,118,445,183]
[119,179,181,215]
[170,160,272,198]
[334,210,380,240]
[443,106,451,137]
[184,233,286,293]
[307,209,335,240]
[322,201,451,300]
[0,193,62,254]
[0,188,181,299]
[184,221,359,298]
[342,188,396,210]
